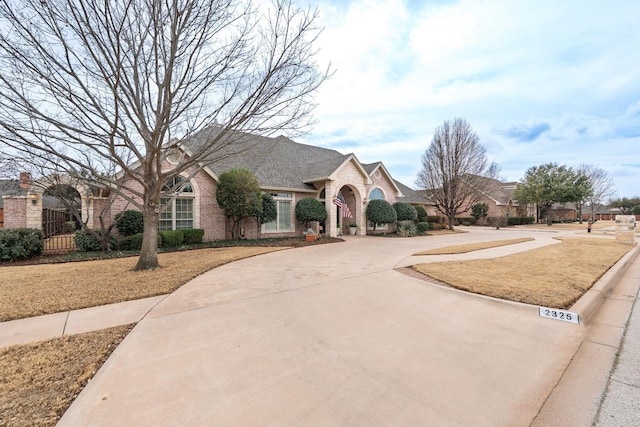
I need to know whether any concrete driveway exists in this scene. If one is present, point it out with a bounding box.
[59,228,587,426]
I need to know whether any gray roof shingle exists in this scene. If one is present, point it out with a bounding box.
[184,127,349,191]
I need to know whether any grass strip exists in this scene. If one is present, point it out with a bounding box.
[0,247,282,321]
[413,237,633,308]
[414,237,534,255]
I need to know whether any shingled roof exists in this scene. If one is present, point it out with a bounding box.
[181,126,433,205]
[183,127,350,191]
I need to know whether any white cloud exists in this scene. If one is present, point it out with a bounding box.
[297,0,640,197]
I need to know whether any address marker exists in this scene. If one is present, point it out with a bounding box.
[538,307,580,324]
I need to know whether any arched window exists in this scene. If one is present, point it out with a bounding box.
[159,176,194,230]
[369,188,385,200]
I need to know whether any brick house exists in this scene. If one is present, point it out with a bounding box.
[4,128,435,239]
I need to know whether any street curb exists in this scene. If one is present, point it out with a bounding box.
[571,244,640,324]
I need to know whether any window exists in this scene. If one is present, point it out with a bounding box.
[159,176,194,230]
[264,193,293,232]
[369,188,385,200]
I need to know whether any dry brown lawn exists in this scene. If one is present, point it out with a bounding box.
[0,325,132,427]
[414,238,534,255]
[0,246,282,321]
[413,237,633,308]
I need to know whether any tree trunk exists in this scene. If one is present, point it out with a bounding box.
[448,215,455,230]
[546,204,553,226]
[134,204,160,271]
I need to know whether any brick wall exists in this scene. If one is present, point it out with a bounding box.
[3,197,27,229]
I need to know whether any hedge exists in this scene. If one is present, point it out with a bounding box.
[416,222,430,233]
[393,202,418,222]
[159,230,184,247]
[181,228,205,244]
[118,233,144,251]
[115,210,144,236]
[506,216,535,226]
[0,228,44,261]
[74,229,117,252]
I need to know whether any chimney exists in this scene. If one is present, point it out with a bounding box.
[19,172,31,190]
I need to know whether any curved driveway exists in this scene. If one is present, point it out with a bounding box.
[60,228,587,426]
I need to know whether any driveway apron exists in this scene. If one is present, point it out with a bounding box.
[59,229,586,426]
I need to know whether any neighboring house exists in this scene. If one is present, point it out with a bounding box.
[424,176,526,222]
[474,179,524,218]
[4,127,435,239]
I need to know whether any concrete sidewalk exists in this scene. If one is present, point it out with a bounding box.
[0,295,166,349]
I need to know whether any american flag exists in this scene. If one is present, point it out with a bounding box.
[333,191,353,219]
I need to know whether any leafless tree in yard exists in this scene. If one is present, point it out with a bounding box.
[416,118,500,230]
[0,0,329,270]
[578,164,617,221]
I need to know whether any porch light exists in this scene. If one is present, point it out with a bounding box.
[29,193,37,205]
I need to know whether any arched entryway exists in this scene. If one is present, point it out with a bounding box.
[325,184,365,237]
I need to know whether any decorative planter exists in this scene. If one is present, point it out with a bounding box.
[349,226,357,236]
[305,234,316,242]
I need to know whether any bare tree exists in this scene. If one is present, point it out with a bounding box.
[0,0,329,270]
[416,118,500,230]
[579,164,616,221]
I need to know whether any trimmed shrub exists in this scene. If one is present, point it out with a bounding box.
[522,216,535,225]
[74,229,116,252]
[507,217,521,226]
[295,197,327,229]
[414,205,428,223]
[397,222,417,237]
[393,202,418,222]
[0,228,44,261]
[64,221,77,233]
[366,199,397,232]
[471,203,489,222]
[455,216,476,225]
[416,222,430,233]
[118,233,144,251]
[159,230,184,247]
[115,210,144,237]
[182,228,205,244]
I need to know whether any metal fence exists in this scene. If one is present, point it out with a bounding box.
[43,208,68,238]
[43,234,77,255]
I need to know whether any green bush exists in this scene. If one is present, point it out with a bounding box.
[0,228,44,261]
[118,233,144,251]
[366,199,397,232]
[182,228,205,244]
[397,222,417,237]
[159,230,184,247]
[471,203,489,221]
[414,205,428,223]
[507,217,521,226]
[64,221,77,233]
[393,202,418,222]
[74,229,116,252]
[295,197,327,229]
[115,210,144,236]
[416,222,430,233]
[455,216,476,225]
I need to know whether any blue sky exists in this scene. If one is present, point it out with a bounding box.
[295,0,640,198]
